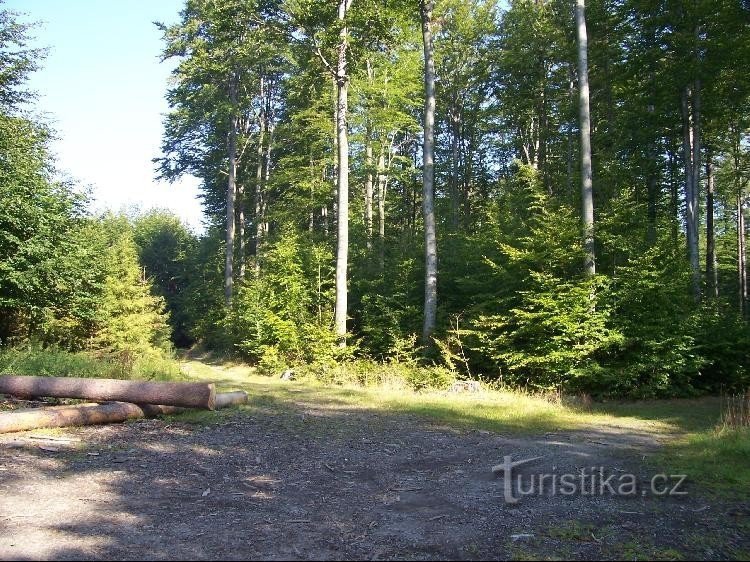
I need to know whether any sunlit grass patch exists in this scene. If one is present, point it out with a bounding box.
[0,346,183,381]
[179,356,747,494]
[656,427,750,494]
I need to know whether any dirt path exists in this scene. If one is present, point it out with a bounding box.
[0,363,748,560]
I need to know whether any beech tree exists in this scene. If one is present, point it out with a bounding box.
[420,0,438,343]
[576,0,595,277]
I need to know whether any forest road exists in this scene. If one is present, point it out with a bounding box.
[0,360,748,560]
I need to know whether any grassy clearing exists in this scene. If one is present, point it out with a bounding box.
[179,356,705,435]
[3,348,746,496]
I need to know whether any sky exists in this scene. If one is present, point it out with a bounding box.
[6,0,205,231]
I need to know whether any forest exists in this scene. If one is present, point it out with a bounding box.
[2,0,750,399]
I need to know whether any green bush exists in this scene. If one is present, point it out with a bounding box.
[0,345,182,381]
[295,358,456,391]
[0,346,121,378]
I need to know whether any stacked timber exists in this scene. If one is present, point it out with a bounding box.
[0,375,249,434]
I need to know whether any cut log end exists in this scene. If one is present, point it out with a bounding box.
[214,391,248,409]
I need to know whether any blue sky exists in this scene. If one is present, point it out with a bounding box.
[7,0,204,231]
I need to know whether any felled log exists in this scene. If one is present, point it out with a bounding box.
[0,402,183,434]
[214,390,248,409]
[0,376,216,410]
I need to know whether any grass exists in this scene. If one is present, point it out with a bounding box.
[3,347,747,497]
[179,354,750,496]
[0,346,183,381]
[656,427,750,493]
[180,355,677,434]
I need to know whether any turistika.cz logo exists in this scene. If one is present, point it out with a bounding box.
[492,455,688,504]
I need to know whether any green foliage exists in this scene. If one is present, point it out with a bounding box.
[93,218,173,367]
[474,273,623,391]
[464,165,617,390]
[0,345,122,379]
[7,0,750,401]
[296,358,456,392]
[132,210,197,347]
[0,6,45,110]
[0,114,89,344]
[229,228,341,365]
[0,345,181,381]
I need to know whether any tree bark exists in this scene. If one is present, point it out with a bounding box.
[377,148,387,272]
[576,0,595,277]
[734,124,747,316]
[706,152,718,298]
[365,134,374,251]
[225,73,239,305]
[691,79,702,296]
[449,97,460,230]
[669,142,679,244]
[646,101,658,246]
[254,77,267,274]
[566,67,575,197]
[0,376,217,410]
[238,183,246,279]
[0,402,182,435]
[262,117,275,243]
[421,0,438,343]
[739,192,747,317]
[0,391,248,434]
[334,0,352,346]
[681,84,701,299]
[364,60,374,251]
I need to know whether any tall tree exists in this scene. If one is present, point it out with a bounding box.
[420,0,438,343]
[576,0,595,276]
[706,152,718,297]
[334,0,353,345]
[225,73,239,305]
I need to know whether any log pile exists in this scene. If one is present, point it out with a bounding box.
[0,375,249,434]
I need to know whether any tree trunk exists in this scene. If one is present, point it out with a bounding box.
[450,98,460,230]
[214,390,249,409]
[691,79,702,295]
[646,102,658,246]
[0,376,217,410]
[0,402,181,435]
[254,77,267,274]
[225,74,239,306]
[334,0,352,346]
[365,133,374,251]
[681,84,701,299]
[706,152,718,298]
[364,60,374,251]
[377,148,387,272]
[421,0,438,343]
[0,391,249,434]
[669,142,679,244]
[576,0,595,277]
[238,184,246,279]
[739,192,747,317]
[262,119,274,241]
[566,66,575,197]
[538,81,549,195]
